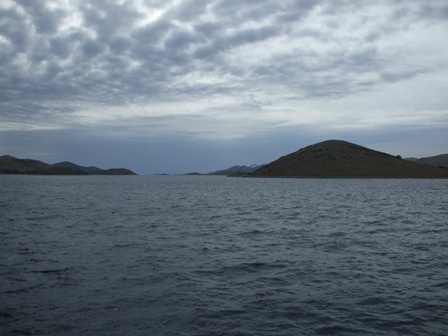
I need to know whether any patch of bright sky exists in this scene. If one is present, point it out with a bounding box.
[134,0,176,28]
[0,0,14,10]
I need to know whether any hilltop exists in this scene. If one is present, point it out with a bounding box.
[249,140,448,178]
[0,155,137,175]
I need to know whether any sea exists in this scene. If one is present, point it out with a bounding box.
[1,175,447,336]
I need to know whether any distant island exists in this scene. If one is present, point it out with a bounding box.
[209,164,265,175]
[246,140,448,178]
[0,155,137,175]
[4,140,447,178]
[405,154,448,169]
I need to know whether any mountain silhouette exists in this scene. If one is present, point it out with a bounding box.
[250,140,448,178]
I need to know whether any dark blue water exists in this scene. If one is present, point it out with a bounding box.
[1,175,447,335]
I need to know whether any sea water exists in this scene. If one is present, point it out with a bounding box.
[1,175,447,335]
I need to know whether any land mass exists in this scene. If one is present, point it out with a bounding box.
[209,164,265,175]
[405,154,448,169]
[0,155,137,175]
[249,140,448,178]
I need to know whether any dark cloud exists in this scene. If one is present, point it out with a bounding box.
[168,0,211,22]
[415,2,448,20]
[0,6,29,54]
[17,0,64,34]
[80,0,142,32]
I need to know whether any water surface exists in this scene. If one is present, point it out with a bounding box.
[1,175,447,335]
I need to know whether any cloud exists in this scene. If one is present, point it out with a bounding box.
[1,0,448,171]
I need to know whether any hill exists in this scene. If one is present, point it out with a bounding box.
[210,164,265,175]
[53,161,103,173]
[405,154,448,168]
[249,140,448,178]
[0,155,51,173]
[0,155,137,175]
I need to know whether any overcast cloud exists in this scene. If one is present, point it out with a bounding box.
[1,0,448,173]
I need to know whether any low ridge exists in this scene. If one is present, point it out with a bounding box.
[0,155,137,175]
[250,140,448,178]
[53,161,102,173]
[406,154,448,168]
[210,164,265,175]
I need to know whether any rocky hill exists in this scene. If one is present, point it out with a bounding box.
[0,155,137,175]
[249,140,448,178]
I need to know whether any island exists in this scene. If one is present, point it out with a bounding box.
[248,140,448,178]
[0,155,137,175]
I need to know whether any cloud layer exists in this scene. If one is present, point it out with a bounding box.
[1,0,448,172]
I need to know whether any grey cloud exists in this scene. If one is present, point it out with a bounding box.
[212,0,284,23]
[194,25,281,60]
[0,6,29,53]
[49,33,80,59]
[16,0,64,34]
[108,36,133,54]
[164,28,204,50]
[415,2,448,21]
[82,38,107,58]
[383,1,448,24]
[168,0,211,22]
[1,0,447,129]
[228,26,280,45]
[248,44,384,99]
[194,21,224,37]
[80,0,142,39]
[3,0,302,113]
[131,20,174,49]
[211,0,319,26]
[380,69,426,83]
[274,0,320,23]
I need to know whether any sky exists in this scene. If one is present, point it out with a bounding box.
[1,0,448,174]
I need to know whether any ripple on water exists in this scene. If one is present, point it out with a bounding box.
[1,176,448,335]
